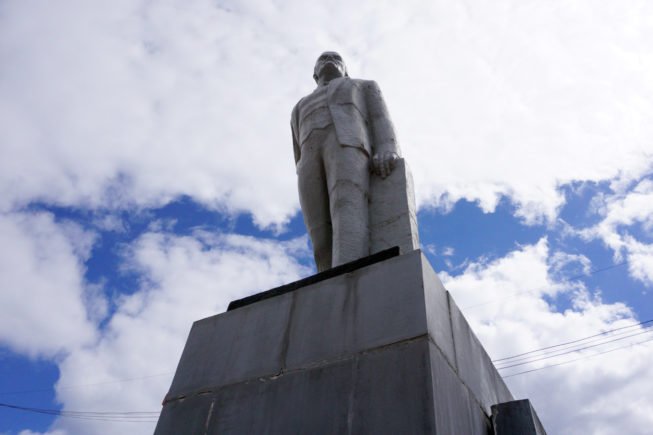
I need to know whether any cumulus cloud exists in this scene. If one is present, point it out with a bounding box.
[579,176,653,285]
[442,238,653,435]
[386,2,653,223]
[0,0,302,227]
[0,212,98,358]
[623,238,653,286]
[46,230,309,435]
[1,0,652,227]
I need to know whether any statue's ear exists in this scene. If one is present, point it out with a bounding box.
[313,73,319,83]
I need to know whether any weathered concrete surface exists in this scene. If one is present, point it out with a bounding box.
[166,295,292,398]
[429,342,492,435]
[369,158,420,256]
[450,296,513,415]
[422,256,456,368]
[492,399,547,435]
[156,250,533,434]
[159,339,436,434]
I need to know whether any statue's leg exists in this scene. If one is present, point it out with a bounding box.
[297,132,333,272]
[324,141,370,267]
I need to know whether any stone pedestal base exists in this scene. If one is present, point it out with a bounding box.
[155,250,542,434]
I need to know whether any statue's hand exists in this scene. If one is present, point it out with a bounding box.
[372,151,399,179]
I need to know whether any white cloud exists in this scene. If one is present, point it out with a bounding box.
[0,0,302,227]
[441,238,653,435]
[46,230,309,435]
[442,246,455,257]
[354,1,653,224]
[622,235,653,286]
[91,214,128,233]
[548,250,591,280]
[592,178,653,238]
[0,212,98,358]
[1,0,652,227]
[422,243,455,257]
[579,177,653,285]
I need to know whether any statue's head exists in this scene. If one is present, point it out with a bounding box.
[313,51,348,83]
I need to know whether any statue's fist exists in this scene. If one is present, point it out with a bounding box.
[372,151,399,179]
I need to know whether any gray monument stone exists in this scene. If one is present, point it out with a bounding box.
[450,296,514,415]
[292,51,419,272]
[154,250,539,434]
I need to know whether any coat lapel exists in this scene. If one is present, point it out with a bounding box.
[326,77,347,103]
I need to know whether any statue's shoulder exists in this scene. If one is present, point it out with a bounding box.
[292,85,320,111]
[349,78,369,87]
[291,95,307,119]
[349,78,380,92]
[293,94,306,108]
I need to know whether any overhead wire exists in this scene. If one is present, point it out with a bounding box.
[502,335,653,378]
[0,372,173,396]
[496,327,653,370]
[492,318,653,362]
[0,402,159,423]
[492,318,653,376]
[494,327,652,368]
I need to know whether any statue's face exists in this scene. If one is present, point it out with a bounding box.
[313,51,347,81]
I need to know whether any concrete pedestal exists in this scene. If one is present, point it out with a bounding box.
[155,250,531,434]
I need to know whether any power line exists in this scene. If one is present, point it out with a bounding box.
[494,326,653,367]
[0,402,159,423]
[563,261,629,282]
[496,327,653,370]
[0,372,173,396]
[462,260,628,310]
[502,335,653,378]
[492,318,653,362]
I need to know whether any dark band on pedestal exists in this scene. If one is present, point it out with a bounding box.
[227,246,399,311]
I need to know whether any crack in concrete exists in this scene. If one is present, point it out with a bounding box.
[161,333,429,406]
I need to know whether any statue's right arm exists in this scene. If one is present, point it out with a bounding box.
[291,104,301,165]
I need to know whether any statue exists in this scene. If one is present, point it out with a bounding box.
[291,51,419,272]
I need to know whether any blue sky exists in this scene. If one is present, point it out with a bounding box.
[1,1,653,434]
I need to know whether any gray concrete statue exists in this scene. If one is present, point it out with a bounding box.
[291,51,419,272]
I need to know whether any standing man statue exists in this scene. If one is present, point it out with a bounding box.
[291,51,418,272]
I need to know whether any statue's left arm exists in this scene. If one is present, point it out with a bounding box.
[364,80,400,178]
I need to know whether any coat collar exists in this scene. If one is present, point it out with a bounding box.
[326,76,347,100]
